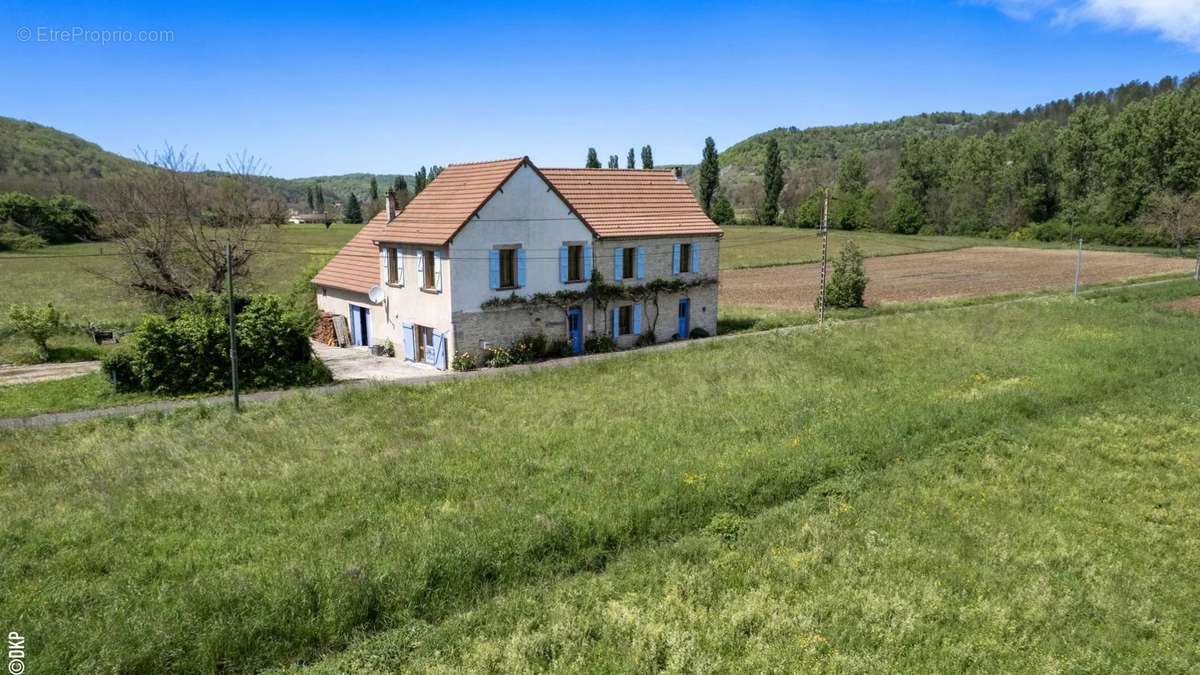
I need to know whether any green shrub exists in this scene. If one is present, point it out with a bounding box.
[823,241,868,309]
[451,351,476,371]
[634,331,657,348]
[8,302,62,360]
[689,327,710,339]
[100,349,138,393]
[0,192,98,244]
[117,293,328,394]
[585,335,616,354]
[544,339,573,359]
[704,511,747,547]
[0,220,45,250]
[485,345,515,368]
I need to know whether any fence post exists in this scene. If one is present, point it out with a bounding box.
[1073,238,1083,296]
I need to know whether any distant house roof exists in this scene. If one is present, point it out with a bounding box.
[312,156,722,293]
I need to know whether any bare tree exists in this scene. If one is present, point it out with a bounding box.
[1140,191,1200,255]
[98,145,278,306]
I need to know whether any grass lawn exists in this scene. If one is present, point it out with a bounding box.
[0,222,358,364]
[717,225,1185,270]
[0,371,163,417]
[294,363,1200,673]
[1,280,1198,673]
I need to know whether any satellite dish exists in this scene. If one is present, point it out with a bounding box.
[367,285,385,304]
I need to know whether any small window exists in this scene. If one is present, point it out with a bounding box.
[618,305,633,335]
[622,247,636,279]
[498,248,517,288]
[422,250,436,289]
[567,245,584,282]
[679,243,692,273]
[386,248,400,285]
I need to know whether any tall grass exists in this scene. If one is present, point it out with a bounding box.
[1,282,1198,672]
[297,375,1200,672]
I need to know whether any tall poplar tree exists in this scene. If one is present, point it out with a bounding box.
[760,137,783,225]
[627,148,636,169]
[640,145,654,169]
[586,148,601,168]
[698,137,720,215]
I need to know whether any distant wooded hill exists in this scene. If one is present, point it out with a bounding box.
[0,116,410,207]
[704,71,1200,240]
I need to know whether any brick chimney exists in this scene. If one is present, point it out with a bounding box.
[385,190,397,222]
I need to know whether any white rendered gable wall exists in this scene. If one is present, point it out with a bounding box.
[449,164,593,313]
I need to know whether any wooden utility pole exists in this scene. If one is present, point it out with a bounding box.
[226,243,240,413]
[817,188,831,322]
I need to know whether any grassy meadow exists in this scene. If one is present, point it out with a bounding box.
[1,279,1198,672]
[0,222,1143,364]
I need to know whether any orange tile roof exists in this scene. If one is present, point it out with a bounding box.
[376,157,528,246]
[538,168,723,239]
[310,213,389,293]
[313,159,722,293]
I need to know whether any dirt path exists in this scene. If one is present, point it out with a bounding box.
[721,246,1194,311]
[0,360,101,385]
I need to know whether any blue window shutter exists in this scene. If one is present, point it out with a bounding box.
[417,249,425,280]
[672,243,681,275]
[433,250,443,291]
[489,250,500,289]
[636,247,645,279]
[691,241,701,274]
[517,248,527,287]
[559,246,568,283]
[613,247,623,280]
[379,247,388,283]
[632,303,642,334]
[584,244,593,278]
[611,307,620,337]
[434,331,447,370]
[397,248,405,286]
[401,323,415,361]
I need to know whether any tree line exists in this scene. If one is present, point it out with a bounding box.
[747,73,1200,250]
[302,165,444,224]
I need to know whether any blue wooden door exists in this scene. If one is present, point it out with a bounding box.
[677,298,690,339]
[567,306,583,354]
[349,305,370,346]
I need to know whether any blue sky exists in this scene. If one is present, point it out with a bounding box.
[1,0,1197,177]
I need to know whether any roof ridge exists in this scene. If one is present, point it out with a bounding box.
[445,156,527,168]
[541,167,677,174]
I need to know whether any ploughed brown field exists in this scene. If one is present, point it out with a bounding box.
[1163,295,1200,314]
[721,246,1195,311]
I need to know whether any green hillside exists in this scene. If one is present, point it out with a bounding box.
[709,71,1200,213]
[0,116,410,206]
[0,117,146,184]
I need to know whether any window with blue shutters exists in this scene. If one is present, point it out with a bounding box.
[433,250,442,291]
[562,244,586,283]
[495,247,519,289]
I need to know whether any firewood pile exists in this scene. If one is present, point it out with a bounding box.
[312,312,339,346]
